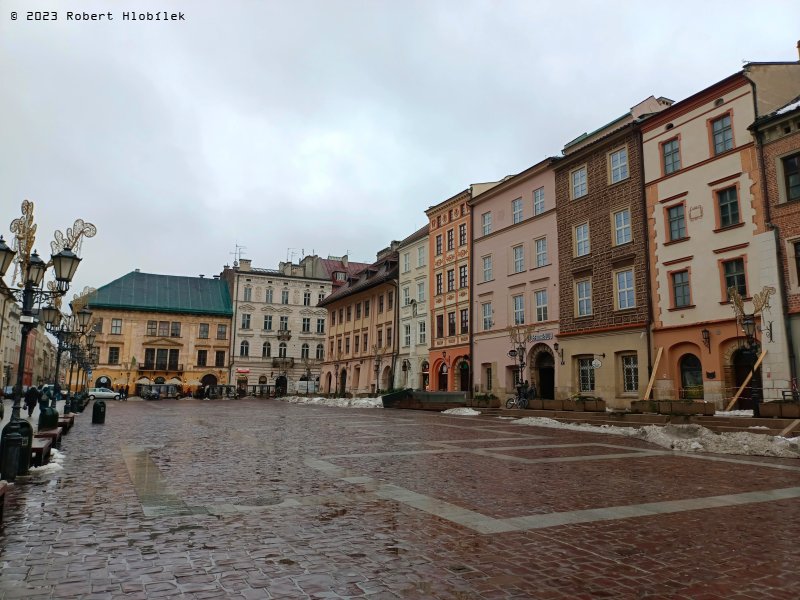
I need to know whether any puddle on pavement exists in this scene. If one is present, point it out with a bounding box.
[121,445,197,517]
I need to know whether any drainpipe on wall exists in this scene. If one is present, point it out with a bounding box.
[637,126,655,383]
[391,278,399,391]
[229,268,239,387]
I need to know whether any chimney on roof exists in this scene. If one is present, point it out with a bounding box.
[342,254,348,267]
[134,268,140,272]
[797,39,800,60]
[239,258,252,272]
[199,274,205,278]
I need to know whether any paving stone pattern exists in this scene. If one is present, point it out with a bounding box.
[1,399,799,599]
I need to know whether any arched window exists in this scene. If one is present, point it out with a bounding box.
[316,344,324,360]
[301,343,310,359]
[679,353,703,398]
[262,342,271,358]
[240,340,249,357]
[279,342,287,358]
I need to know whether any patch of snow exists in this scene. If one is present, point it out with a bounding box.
[511,417,800,459]
[496,416,517,420]
[278,395,383,409]
[442,407,481,416]
[29,448,65,475]
[777,99,800,115]
[716,410,754,417]
[748,426,770,430]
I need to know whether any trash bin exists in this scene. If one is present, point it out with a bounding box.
[92,399,106,424]
[0,427,22,481]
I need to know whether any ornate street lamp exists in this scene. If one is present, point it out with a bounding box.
[0,201,96,482]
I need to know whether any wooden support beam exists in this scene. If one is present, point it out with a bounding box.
[779,419,800,438]
[643,347,663,401]
[725,349,767,412]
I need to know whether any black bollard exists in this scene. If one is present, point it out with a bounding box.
[92,399,106,424]
[0,428,22,481]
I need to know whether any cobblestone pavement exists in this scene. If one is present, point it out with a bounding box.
[1,398,799,599]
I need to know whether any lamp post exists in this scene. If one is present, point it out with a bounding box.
[0,201,95,481]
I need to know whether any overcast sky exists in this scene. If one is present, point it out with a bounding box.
[1,0,799,304]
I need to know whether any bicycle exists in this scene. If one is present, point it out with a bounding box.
[506,393,528,410]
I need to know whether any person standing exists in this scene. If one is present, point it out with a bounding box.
[24,386,38,417]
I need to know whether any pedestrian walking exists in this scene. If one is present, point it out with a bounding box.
[124,384,129,400]
[24,386,38,417]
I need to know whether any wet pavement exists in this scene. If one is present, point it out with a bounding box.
[1,398,799,599]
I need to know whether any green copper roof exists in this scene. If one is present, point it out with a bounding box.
[87,271,232,316]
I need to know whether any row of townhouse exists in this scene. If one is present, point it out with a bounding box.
[318,52,800,409]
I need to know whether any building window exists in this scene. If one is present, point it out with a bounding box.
[199,323,209,339]
[578,358,595,392]
[240,340,249,357]
[388,291,394,310]
[672,270,691,308]
[364,300,370,317]
[403,252,410,273]
[723,258,747,297]
[512,294,525,325]
[577,279,592,316]
[512,198,523,224]
[281,289,289,304]
[513,245,525,273]
[609,148,629,183]
[262,342,271,358]
[535,237,547,267]
[93,318,103,334]
[354,334,360,353]
[459,223,467,246]
[146,320,157,336]
[447,269,455,292]
[535,289,548,322]
[243,286,252,301]
[302,317,311,333]
[316,344,324,360]
[435,234,443,255]
[712,114,733,155]
[379,295,385,312]
[108,347,120,365]
[794,241,800,281]
[622,355,639,393]
[717,187,740,228]
[571,166,587,199]
[318,292,325,303]
[459,265,468,288]
[241,313,251,329]
[663,138,681,174]
[363,333,368,349]
[482,302,492,330]
[279,316,288,331]
[344,336,351,354]
[264,315,273,330]
[533,187,545,215]
[197,349,207,367]
[346,305,352,321]
[448,312,456,336]
[436,314,444,338]
[303,291,311,306]
[157,321,168,336]
[338,308,343,324]
[784,154,800,201]
[377,329,383,347]
[265,288,273,303]
[401,286,410,306]
[111,318,122,335]
[404,324,411,347]
[482,212,492,236]
[215,351,225,367]
[447,229,454,251]
[417,282,425,302]
[278,343,287,358]
[418,320,427,344]
[667,204,686,241]
[355,302,361,319]
[460,308,469,334]
[575,223,590,257]
[614,209,631,245]
[616,269,635,309]
[418,246,426,267]
[217,324,227,340]
[337,338,342,353]
[483,256,493,281]
[301,343,310,359]
[144,349,155,370]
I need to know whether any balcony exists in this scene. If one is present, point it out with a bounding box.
[272,357,294,368]
[277,330,292,341]
[139,364,185,372]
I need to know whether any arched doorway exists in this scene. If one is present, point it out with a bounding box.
[421,361,429,390]
[731,348,761,410]
[325,371,332,394]
[154,376,166,384]
[381,365,392,391]
[536,352,555,399]
[339,369,347,396]
[275,375,287,397]
[200,374,217,387]
[353,366,361,392]
[438,362,448,391]
[236,376,248,396]
[458,361,470,392]
[96,375,111,388]
[679,354,704,399]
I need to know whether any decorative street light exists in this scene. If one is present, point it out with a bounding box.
[0,200,96,482]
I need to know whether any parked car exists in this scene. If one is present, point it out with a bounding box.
[87,387,120,400]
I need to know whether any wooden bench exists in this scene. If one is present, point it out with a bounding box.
[0,480,6,524]
[58,415,74,432]
[31,437,52,467]
[35,427,63,450]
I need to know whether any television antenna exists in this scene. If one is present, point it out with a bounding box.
[230,243,246,267]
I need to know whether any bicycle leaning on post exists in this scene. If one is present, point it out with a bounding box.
[506,386,529,410]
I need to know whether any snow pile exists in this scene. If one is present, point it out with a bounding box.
[442,407,481,416]
[29,448,65,475]
[279,395,383,409]
[511,417,800,459]
[716,410,754,417]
